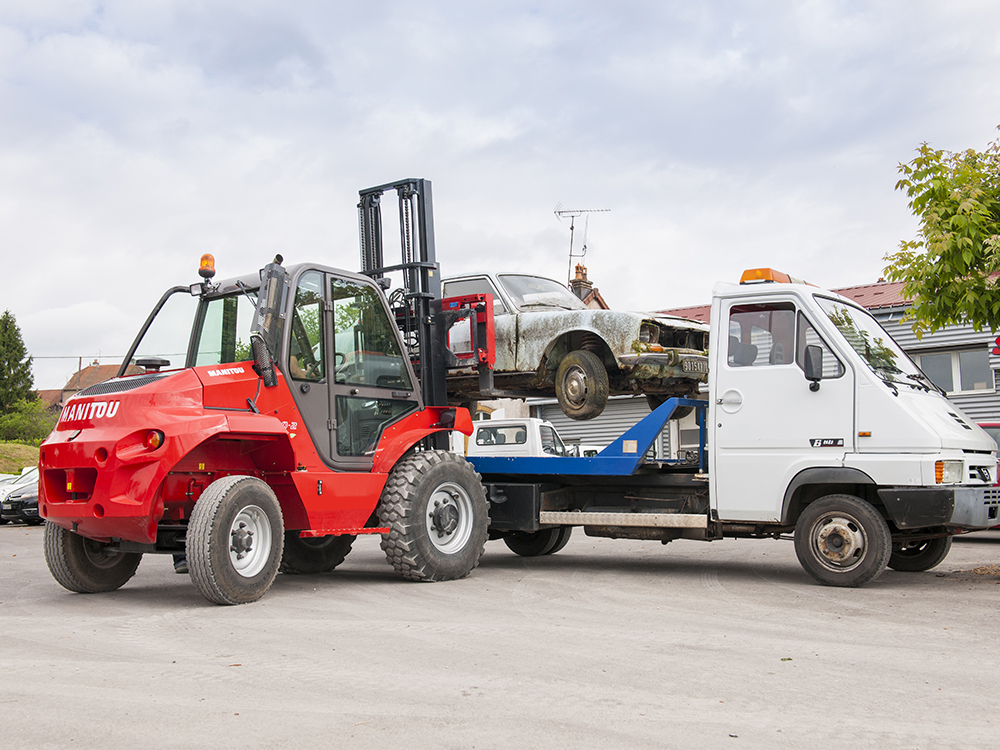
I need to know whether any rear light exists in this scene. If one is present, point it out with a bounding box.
[935,460,962,484]
[145,430,165,450]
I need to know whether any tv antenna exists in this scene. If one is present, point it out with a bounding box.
[554,205,610,286]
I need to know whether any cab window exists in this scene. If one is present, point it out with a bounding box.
[288,272,325,382]
[332,277,412,391]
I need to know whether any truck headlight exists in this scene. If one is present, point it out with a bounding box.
[935,460,963,484]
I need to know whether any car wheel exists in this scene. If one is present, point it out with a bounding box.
[887,536,952,572]
[556,350,609,421]
[793,494,891,587]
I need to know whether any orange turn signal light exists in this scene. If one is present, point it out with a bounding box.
[145,430,165,451]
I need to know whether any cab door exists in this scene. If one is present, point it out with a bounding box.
[285,270,421,471]
[710,296,854,522]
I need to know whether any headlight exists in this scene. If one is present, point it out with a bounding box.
[935,460,963,484]
[639,323,659,345]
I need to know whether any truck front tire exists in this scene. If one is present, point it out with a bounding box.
[888,536,952,572]
[793,494,891,587]
[556,350,609,421]
[188,476,284,605]
[44,522,142,593]
[379,450,489,582]
[280,532,355,574]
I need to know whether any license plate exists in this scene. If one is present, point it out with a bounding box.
[1,503,11,510]
[682,358,709,374]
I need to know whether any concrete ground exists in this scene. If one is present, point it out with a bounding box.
[2,524,998,750]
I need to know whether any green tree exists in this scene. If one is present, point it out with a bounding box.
[883,130,1000,338]
[0,310,33,411]
[0,398,57,444]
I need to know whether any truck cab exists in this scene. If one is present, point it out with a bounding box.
[466,418,572,458]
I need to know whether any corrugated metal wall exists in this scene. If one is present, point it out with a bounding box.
[533,396,670,455]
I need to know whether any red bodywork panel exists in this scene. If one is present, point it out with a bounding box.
[40,364,471,545]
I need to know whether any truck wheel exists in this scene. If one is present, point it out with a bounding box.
[44,522,142,593]
[556,350,609,421]
[188,476,284,605]
[379,450,488,582]
[888,536,952,572]
[503,526,571,556]
[280,532,355,574]
[793,494,891,587]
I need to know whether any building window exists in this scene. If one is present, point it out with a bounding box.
[916,349,994,394]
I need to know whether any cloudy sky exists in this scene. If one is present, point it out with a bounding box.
[3,1,999,390]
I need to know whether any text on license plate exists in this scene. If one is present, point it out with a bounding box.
[682,359,709,374]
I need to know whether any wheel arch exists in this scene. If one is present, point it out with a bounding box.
[540,329,617,381]
[781,467,879,525]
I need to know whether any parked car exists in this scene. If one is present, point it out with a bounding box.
[465,417,573,458]
[442,272,709,420]
[0,467,39,525]
[1,480,41,525]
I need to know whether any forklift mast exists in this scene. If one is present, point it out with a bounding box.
[358,178,448,409]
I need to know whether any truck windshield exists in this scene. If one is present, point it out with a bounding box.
[498,275,587,311]
[816,297,925,387]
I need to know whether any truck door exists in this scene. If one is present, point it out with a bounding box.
[286,270,420,470]
[710,297,854,522]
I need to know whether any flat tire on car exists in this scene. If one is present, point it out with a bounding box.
[379,450,489,582]
[44,521,142,594]
[188,476,284,605]
[280,532,356,574]
[556,350,609,421]
[888,536,952,572]
[793,494,891,587]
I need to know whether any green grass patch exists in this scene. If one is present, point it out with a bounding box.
[0,442,39,475]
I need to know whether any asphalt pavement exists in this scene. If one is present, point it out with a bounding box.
[2,524,999,749]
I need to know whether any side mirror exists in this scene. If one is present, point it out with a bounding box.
[803,345,823,392]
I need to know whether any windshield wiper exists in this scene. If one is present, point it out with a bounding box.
[907,372,945,396]
[519,302,576,311]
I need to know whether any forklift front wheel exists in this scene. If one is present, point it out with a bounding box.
[379,450,489,582]
[793,494,891,587]
[188,476,284,605]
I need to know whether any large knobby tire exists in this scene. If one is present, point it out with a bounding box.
[888,536,953,572]
[794,494,891,587]
[44,521,142,594]
[503,526,572,557]
[379,450,489,582]
[188,476,284,605]
[556,350,609,421]
[280,532,355,574]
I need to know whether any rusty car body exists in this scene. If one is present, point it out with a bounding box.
[442,272,709,419]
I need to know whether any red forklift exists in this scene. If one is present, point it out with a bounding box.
[40,179,495,604]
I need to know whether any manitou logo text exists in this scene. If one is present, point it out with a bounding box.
[61,401,121,423]
[207,366,246,377]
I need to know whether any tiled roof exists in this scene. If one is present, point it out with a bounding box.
[659,279,911,320]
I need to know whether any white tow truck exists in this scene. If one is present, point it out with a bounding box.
[469,268,1000,586]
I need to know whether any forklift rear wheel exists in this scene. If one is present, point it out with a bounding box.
[793,494,891,587]
[556,350,609,421]
[503,526,573,556]
[887,536,952,572]
[280,532,356,574]
[188,476,284,605]
[379,450,489,582]
[44,522,142,593]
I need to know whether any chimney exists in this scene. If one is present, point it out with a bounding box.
[570,263,593,300]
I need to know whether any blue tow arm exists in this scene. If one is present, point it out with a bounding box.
[465,397,708,478]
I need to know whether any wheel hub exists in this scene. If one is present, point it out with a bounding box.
[230,522,254,559]
[424,482,474,554]
[563,366,588,406]
[430,499,460,537]
[815,516,865,566]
